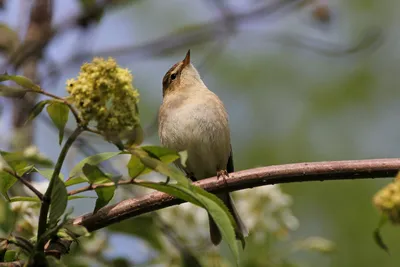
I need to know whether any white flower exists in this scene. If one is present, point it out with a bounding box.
[23,145,39,157]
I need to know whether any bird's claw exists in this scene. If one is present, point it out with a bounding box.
[217,170,229,186]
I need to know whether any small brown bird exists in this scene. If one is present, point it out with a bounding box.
[158,50,248,245]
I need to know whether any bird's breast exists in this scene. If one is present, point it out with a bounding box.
[159,95,231,179]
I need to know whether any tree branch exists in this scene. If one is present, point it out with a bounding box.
[73,158,399,232]
[45,158,400,258]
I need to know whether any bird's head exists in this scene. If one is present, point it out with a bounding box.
[161,50,202,97]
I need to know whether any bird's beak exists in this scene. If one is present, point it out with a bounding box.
[182,49,191,67]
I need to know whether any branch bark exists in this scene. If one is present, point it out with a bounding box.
[74,158,398,231]
[44,158,400,258]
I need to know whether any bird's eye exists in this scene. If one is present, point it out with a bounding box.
[170,73,177,80]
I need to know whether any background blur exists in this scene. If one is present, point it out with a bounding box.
[1,0,399,266]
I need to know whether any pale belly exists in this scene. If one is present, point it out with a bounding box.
[159,103,231,180]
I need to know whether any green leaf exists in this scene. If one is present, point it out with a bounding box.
[126,146,181,179]
[137,181,201,205]
[0,171,17,200]
[109,215,164,251]
[0,194,15,235]
[26,100,51,125]
[82,164,115,212]
[35,168,64,180]
[3,250,16,262]
[9,196,40,202]
[126,154,145,179]
[48,176,68,227]
[134,149,189,186]
[136,181,239,263]
[93,186,114,213]
[0,84,26,98]
[64,224,90,237]
[0,74,41,91]
[0,23,20,55]
[65,176,88,187]
[0,150,53,170]
[68,195,96,200]
[46,102,69,145]
[142,146,180,164]
[69,152,121,178]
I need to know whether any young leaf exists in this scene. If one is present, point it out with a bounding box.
[82,164,115,212]
[0,74,41,91]
[64,176,88,187]
[0,171,17,200]
[0,149,53,169]
[0,84,26,97]
[126,154,145,179]
[135,151,189,186]
[141,146,180,164]
[46,102,69,145]
[25,100,51,125]
[63,224,90,237]
[136,181,239,264]
[48,176,68,227]
[126,147,182,179]
[0,23,20,55]
[69,152,121,178]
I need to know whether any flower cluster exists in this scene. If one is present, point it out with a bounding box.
[66,57,140,143]
[373,175,400,224]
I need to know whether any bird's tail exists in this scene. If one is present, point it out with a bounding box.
[209,193,248,246]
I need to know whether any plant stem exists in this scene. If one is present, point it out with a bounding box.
[36,126,84,250]
[31,89,81,124]
[67,179,133,196]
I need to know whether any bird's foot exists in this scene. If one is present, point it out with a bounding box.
[217,170,229,186]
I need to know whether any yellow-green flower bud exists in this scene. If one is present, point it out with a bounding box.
[374,178,400,224]
[66,57,141,145]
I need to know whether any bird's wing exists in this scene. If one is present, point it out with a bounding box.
[227,144,234,173]
[174,160,197,182]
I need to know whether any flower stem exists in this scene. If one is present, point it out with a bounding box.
[36,126,83,250]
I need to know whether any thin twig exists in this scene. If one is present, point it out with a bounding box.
[67,179,133,196]
[30,89,81,124]
[3,168,44,200]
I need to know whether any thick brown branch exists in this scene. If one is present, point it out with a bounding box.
[72,158,399,232]
[45,158,400,258]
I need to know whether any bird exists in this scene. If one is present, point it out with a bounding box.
[158,50,248,245]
